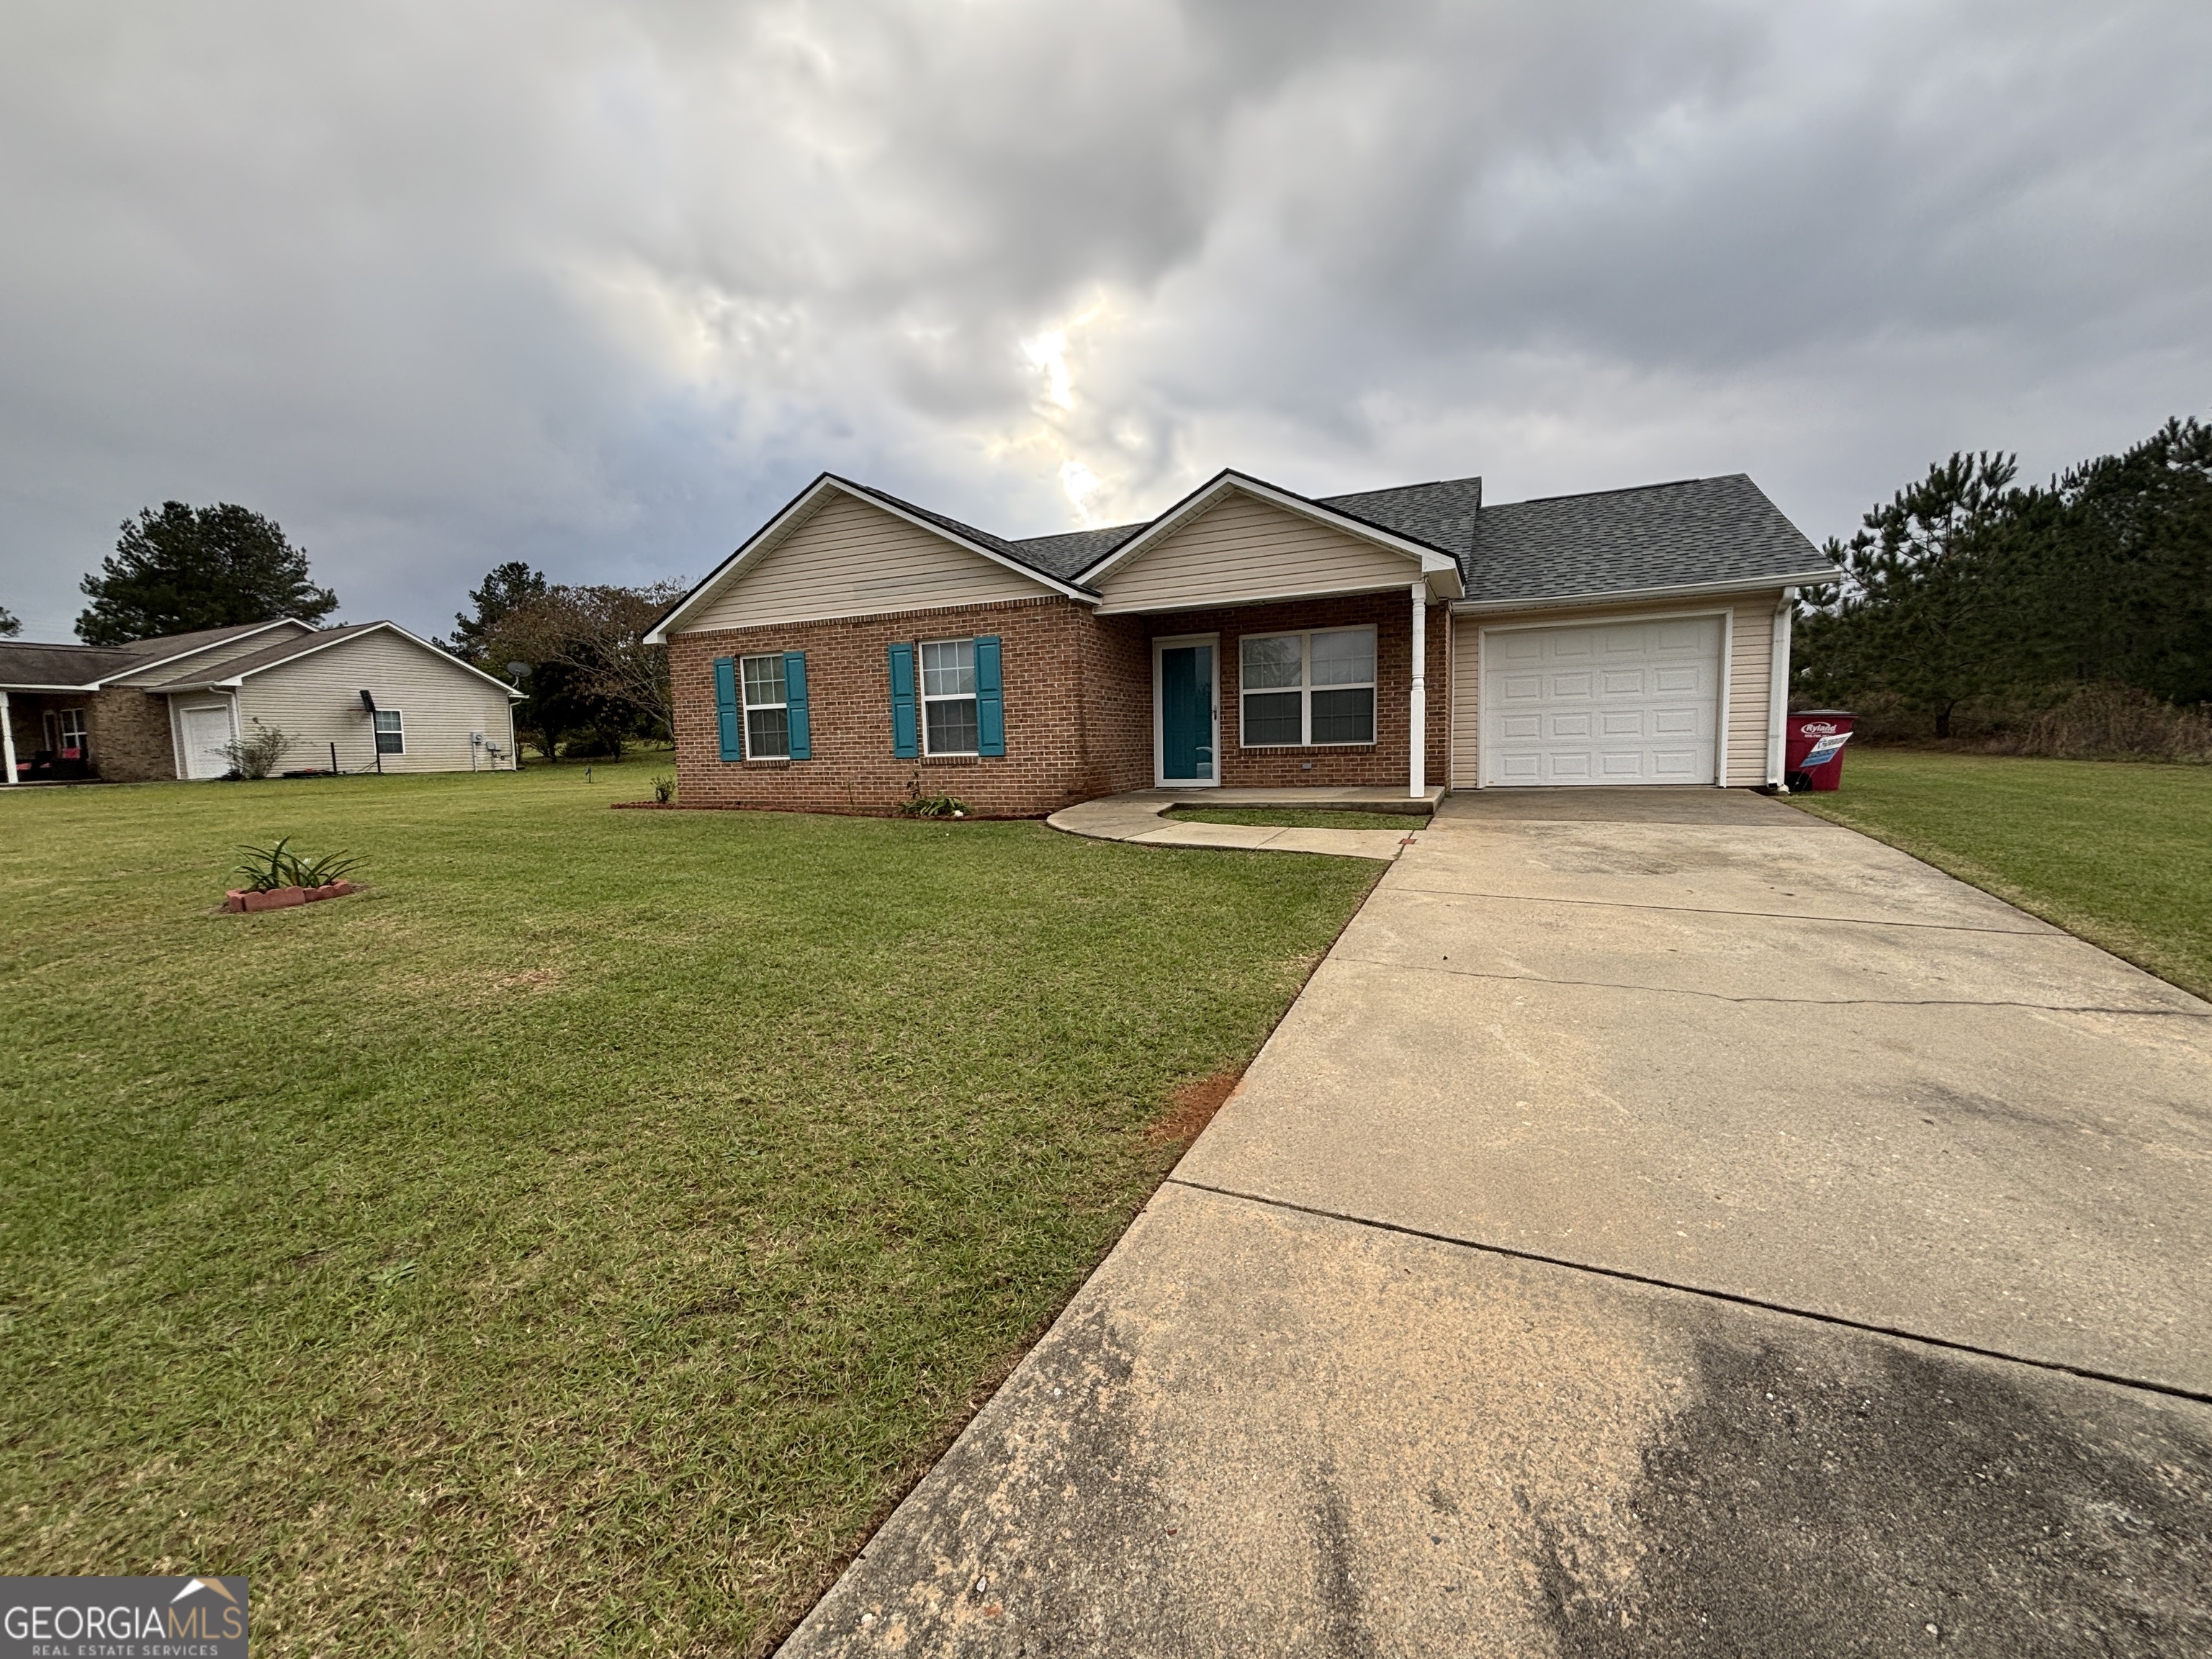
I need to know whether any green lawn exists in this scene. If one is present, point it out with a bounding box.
[1788,750,2212,999]
[1164,806,1431,832]
[0,761,1378,1655]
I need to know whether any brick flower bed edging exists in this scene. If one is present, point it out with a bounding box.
[223,880,361,914]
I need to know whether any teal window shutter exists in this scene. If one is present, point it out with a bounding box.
[974,635,1004,756]
[714,657,742,761]
[783,651,811,760]
[888,642,919,757]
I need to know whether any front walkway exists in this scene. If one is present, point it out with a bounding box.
[1047,785,1446,861]
[781,787,2212,1655]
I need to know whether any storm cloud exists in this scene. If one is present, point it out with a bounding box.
[2,0,2207,637]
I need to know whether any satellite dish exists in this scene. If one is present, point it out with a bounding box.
[505,660,531,680]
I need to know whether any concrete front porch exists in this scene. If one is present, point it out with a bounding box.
[1047,785,1446,861]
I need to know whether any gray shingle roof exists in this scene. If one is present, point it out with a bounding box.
[0,621,303,689]
[0,641,135,688]
[1317,476,1484,565]
[846,477,1153,585]
[1010,523,1147,580]
[1465,474,1827,603]
[668,464,1825,629]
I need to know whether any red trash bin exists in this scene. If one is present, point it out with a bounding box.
[1784,709,1856,793]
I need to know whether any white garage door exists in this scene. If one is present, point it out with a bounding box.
[1482,616,1722,786]
[179,703,236,779]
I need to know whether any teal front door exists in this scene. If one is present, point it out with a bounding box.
[1159,642,1215,783]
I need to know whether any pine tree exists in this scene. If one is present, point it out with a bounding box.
[77,503,336,644]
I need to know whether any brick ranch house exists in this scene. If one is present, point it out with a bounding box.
[1,618,522,784]
[643,467,1832,816]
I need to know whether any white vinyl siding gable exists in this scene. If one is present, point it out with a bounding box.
[113,621,317,688]
[232,631,516,774]
[1094,491,1421,613]
[681,493,1053,632]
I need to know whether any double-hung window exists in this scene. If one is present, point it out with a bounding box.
[372,709,404,755]
[741,655,790,758]
[1239,628,1377,747]
[920,638,979,755]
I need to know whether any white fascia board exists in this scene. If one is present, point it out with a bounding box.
[643,475,1086,644]
[1451,571,1832,615]
[92,619,310,688]
[1076,470,1462,589]
[0,680,103,693]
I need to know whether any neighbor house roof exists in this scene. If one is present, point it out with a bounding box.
[0,641,138,689]
[1461,474,1830,605]
[0,620,311,691]
[143,620,526,697]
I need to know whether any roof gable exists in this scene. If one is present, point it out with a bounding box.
[1079,472,1464,612]
[646,475,1087,642]
[144,621,524,697]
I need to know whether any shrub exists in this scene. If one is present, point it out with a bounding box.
[2010,684,2212,763]
[219,719,295,780]
[233,837,363,892]
[652,773,677,804]
[898,792,969,819]
[1840,684,2212,762]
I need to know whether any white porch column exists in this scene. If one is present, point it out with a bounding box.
[0,688,16,784]
[1408,580,1426,797]
[1766,590,1794,787]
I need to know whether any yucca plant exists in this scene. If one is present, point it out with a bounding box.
[232,838,362,892]
[293,848,362,887]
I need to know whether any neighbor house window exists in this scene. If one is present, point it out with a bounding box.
[372,710,404,755]
[1239,628,1376,747]
[920,637,979,755]
[741,654,789,758]
[57,708,89,758]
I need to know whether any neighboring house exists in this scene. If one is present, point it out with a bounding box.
[644,467,1832,816]
[0,619,523,784]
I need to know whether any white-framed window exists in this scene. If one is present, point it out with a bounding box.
[372,709,405,755]
[55,708,89,758]
[920,637,979,755]
[741,654,790,758]
[1239,627,1377,747]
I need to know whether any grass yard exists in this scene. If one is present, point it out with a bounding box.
[1164,806,1431,832]
[1789,749,2212,999]
[0,760,1379,1655]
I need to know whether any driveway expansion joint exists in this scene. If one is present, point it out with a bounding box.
[1328,954,2211,1015]
[1163,1177,2212,1408]
[1387,882,2065,935]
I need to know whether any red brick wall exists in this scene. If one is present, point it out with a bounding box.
[668,589,1447,814]
[90,688,180,782]
[1133,591,1449,788]
[670,595,1122,817]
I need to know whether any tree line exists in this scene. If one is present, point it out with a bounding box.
[1796,416,2212,745]
[1,500,676,764]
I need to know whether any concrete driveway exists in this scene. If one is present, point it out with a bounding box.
[780,790,2212,1657]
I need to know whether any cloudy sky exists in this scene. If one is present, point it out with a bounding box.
[2,0,2207,639]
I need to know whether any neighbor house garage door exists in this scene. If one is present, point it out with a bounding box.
[1480,616,1722,786]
